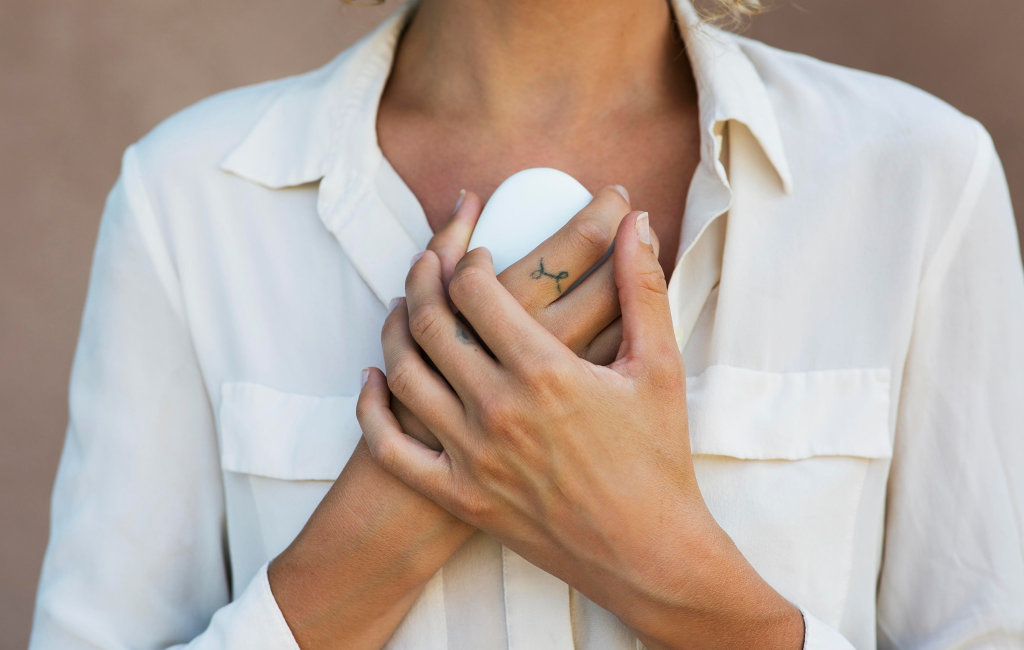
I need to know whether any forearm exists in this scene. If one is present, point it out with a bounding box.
[627,575,804,650]
[601,513,804,650]
[269,439,473,650]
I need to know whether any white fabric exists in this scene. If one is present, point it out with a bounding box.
[29,1,1024,649]
[801,607,858,650]
[501,546,575,650]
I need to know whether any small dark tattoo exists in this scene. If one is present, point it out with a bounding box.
[455,324,473,345]
[530,258,571,294]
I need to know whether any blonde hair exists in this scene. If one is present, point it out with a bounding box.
[696,0,763,21]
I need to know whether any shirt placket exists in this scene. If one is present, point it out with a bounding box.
[670,120,734,352]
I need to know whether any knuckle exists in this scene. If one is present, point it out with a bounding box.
[596,185,630,211]
[518,360,552,387]
[448,264,488,304]
[636,264,668,296]
[568,216,613,257]
[520,354,571,390]
[407,301,446,344]
[477,395,515,433]
[454,247,491,273]
[385,354,418,398]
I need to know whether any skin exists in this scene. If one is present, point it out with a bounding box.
[271,188,648,648]
[270,0,805,647]
[377,0,701,272]
[360,214,804,650]
[390,186,635,448]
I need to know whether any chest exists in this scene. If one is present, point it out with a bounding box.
[207,243,896,645]
[183,133,923,646]
[376,104,701,271]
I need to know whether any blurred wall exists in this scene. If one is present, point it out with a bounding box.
[1,0,1020,647]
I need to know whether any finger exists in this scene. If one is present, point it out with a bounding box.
[544,223,661,353]
[382,300,467,449]
[449,247,570,371]
[389,397,441,450]
[581,317,622,366]
[425,190,485,290]
[540,256,620,353]
[357,367,452,500]
[498,185,630,311]
[405,251,500,398]
[611,211,679,370]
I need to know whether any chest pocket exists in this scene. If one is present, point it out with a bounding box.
[220,382,359,480]
[217,382,361,591]
[216,370,891,628]
[686,364,892,630]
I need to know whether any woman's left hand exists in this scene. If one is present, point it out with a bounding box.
[357,211,804,650]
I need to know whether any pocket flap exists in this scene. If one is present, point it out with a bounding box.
[686,365,892,460]
[219,382,361,481]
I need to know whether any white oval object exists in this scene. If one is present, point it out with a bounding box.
[468,168,593,274]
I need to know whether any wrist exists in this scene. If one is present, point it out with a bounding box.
[269,440,474,649]
[613,513,804,650]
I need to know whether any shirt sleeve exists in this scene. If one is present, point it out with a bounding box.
[798,607,857,650]
[28,146,301,650]
[875,124,1024,648]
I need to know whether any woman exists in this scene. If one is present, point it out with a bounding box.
[29,0,1024,648]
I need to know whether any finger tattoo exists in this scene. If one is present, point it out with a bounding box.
[530,258,571,294]
[455,323,474,345]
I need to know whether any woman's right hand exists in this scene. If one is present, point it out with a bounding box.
[393,184,653,449]
[270,185,648,650]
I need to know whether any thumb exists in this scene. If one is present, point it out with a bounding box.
[612,211,678,371]
[426,190,484,289]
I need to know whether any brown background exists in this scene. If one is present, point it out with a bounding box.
[1,0,1021,647]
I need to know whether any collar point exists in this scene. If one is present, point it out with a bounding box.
[780,173,794,195]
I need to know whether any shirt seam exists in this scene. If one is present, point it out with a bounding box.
[120,145,223,537]
[890,117,992,455]
[915,119,994,303]
[882,121,1023,648]
[121,144,190,327]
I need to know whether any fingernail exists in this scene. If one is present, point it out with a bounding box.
[410,251,425,268]
[360,368,369,388]
[451,189,466,216]
[635,212,650,245]
[388,297,403,313]
[612,184,630,204]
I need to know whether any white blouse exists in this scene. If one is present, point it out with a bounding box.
[29,1,1024,649]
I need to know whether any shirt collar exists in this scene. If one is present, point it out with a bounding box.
[220,0,793,199]
[673,0,792,194]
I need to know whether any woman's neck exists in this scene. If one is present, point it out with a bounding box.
[387,0,693,131]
